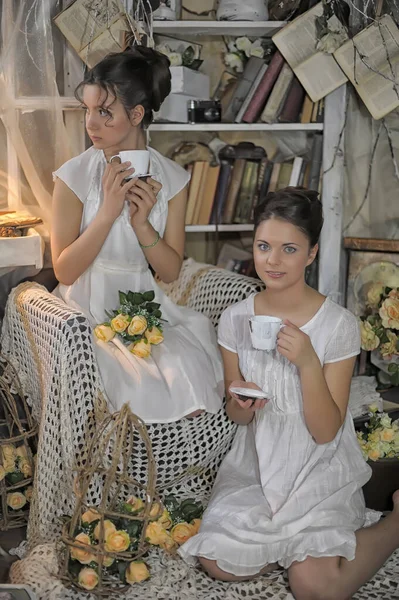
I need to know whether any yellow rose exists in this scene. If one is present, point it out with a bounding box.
[367,283,385,307]
[93,519,116,541]
[149,502,162,519]
[126,561,150,584]
[158,508,172,530]
[1,445,16,461]
[19,459,32,478]
[380,428,395,442]
[25,486,33,502]
[368,448,382,461]
[15,445,28,460]
[129,339,151,359]
[3,456,15,474]
[105,530,130,553]
[78,567,99,591]
[98,554,114,568]
[82,508,101,524]
[380,330,398,360]
[94,324,115,342]
[0,465,5,482]
[145,326,164,345]
[6,492,27,511]
[380,297,399,330]
[191,518,201,535]
[127,496,144,513]
[389,289,399,300]
[171,522,196,545]
[360,320,380,351]
[110,314,130,333]
[145,521,168,545]
[158,532,177,552]
[70,533,93,564]
[128,315,148,336]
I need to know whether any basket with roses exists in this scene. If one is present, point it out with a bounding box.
[61,404,203,595]
[0,353,37,530]
[359,286,399,386]
[94,290,164,359]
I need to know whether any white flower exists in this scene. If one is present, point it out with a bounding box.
[224,52,244,73]
[380,413,392,428]
[168,52,182,67]
[250,46,264,58]
[235,37,252,53]
[156,44,171,56]
[227,41,237,53]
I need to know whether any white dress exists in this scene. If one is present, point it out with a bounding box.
[180,294,380,574]
[53,146,224,423]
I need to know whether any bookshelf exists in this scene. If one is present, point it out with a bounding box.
[153,20,286,36]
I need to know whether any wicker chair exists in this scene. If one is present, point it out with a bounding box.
[0,258,263,547]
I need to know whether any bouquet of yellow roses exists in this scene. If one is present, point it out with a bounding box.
[0,443,34,513]
[357,404,399,462]
[67,494,202,592]
[94,290,164,359]
[359,286,399,386]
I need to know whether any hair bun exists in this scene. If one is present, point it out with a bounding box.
[125,46,171,112]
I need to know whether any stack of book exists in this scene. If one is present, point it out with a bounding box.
[185,134,323,226]
[222,52,324,125]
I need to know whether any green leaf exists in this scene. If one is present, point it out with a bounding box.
[154,310,162,318]
[147,302,160,311]
[127,291,135,303]
[388,363,398,374]
[118,291,127,305]
[117,560,128,583]
[143,290,155,302]
[188,59,203,71]
[182,45,195,65]
[6,472,25,485]
[132,293,145,305]
[390,370,399,387]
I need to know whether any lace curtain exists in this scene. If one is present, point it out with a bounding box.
[0,0,398,239]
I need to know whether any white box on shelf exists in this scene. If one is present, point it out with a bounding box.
[155,93,197,123]
[170,66,210,98]
[0,228,44,269]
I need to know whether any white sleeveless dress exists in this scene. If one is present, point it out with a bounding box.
[53,146,224,423]
[180,295,380,573]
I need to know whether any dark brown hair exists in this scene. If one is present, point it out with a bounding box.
[253,186,323,247]
[75,46,171,128]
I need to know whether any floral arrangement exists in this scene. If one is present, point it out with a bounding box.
[94,290,164,359]
[223,36,272,73]
[359,286,399,385]
[67,494,203,591]
[0,443,34,511]
[156,42,203,70]
[357,404,399,462]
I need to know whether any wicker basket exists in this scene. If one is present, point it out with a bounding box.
[0,353,37,530]
[60,404,162,596]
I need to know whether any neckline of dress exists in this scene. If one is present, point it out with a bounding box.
[249,293,329,331]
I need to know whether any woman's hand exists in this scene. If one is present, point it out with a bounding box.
[100,161,136,224]
[277,320,318,369]
[127,177,162,231]
[229,380,268,412]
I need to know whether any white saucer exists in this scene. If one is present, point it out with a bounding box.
[230,386,267,399]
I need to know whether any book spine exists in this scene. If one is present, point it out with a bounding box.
[278,78,306,123]
[210,162,233,224]
[242,51,285,123]
[308,133,323,191]
[260,63,294,124]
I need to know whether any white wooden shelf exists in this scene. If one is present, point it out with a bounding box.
[151,122,323,132]
[185,224,254,233]
[153,20,285,36]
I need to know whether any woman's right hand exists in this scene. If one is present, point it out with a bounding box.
[99,161,137,224]
[229,380,268,412]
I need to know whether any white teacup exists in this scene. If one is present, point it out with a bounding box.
[249,315,283,351]
[109,150,150,179]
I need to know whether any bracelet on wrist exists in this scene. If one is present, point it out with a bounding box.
[139,230,160,249]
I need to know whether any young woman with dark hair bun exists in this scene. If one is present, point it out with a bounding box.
[181,187,399,599]
[51,47,224,423]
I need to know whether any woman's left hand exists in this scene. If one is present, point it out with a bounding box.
[277,320,318,369]
[127,177,162,230]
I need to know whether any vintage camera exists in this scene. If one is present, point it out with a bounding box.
[188,100,222,124]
